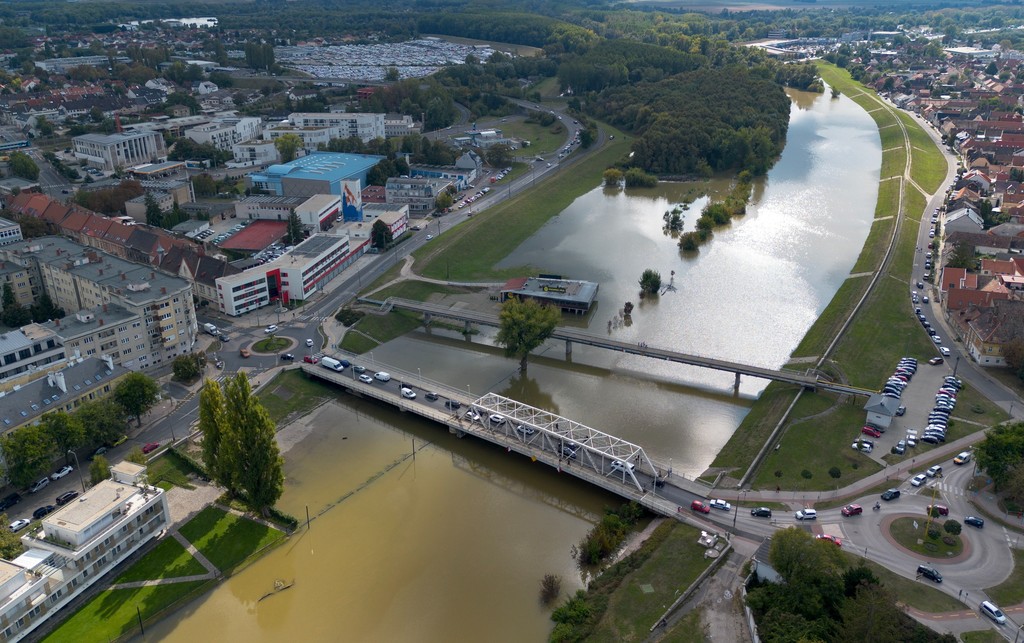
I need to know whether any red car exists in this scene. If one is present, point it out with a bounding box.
[841,504,863,517]
[303,355,319,364]
[690,500,711,514]
[927,504,949,517]
[861,426,882,438]
[142,442,160,454]
[816,534,842,547]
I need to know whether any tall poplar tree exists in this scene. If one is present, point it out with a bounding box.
[223,373,283,516]
[199,378,234,493]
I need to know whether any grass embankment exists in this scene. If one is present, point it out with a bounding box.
[257,368,336,424]
[373,281,474,302]
[418,133,631,282]
[752,393,883,491]
[709,383,800,473]
[550,521,713,642]
[847,556,964,612]
[899,111,948,193]
[985,547,1024,606]
[44,508,284,642]
[339,310,423,354]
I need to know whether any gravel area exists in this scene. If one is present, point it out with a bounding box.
[164,482,223,528]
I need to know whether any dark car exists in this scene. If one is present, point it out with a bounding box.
[964,516,985,528]
[425,392,439,401]
[881,488,901,501]
[917,565,942,583]
[0,493,21,511]
[750,507,772,518]
[280,353,295,361]
[444,399,462,410]
[32,505,55,520]
[55,490,79,506]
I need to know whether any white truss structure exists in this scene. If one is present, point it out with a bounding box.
[469,393,657,492]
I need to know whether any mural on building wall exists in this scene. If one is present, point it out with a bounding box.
[342,181,363,221]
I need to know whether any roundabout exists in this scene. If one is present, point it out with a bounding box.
[884,514,969,561]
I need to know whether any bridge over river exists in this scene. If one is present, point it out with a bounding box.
[302,361,714,519]
[365,298,875,398]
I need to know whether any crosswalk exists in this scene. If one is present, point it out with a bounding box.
[295,313,331,322]
[904,481,964,498]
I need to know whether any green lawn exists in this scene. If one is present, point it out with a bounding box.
[146,451,197,490]
[880,146,906,180]
[961,631,1006,643]
[752,394,883,491]
[252,336,289,352]
[846,556,964,612]
[585,522,713,642]
[985,547,1024,605]
[850,216,895,274]
[493,119,567,155]
[790,277,870,358]
[708,383,800,472]
[889,516,963,558]
[660,607,704,642]
[340,330,379,354]
[43,581,207,642]
[372,281,473,302]
[888,218,919,284]
[831,275,938,388]
[113,537,207,583]
[341,310,423,354]
[257,368,337,424]
[178,506,284,573]
[417,133,631,281]
[901,112,948,193]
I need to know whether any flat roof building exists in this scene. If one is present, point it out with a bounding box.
[246,152,383,199]
[72,131,167,172]
[500,277,599,315]
[0,218,22,247]
[0,325,65,384]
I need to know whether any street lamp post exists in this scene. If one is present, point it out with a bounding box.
[953,355,960,377]
[67,450,86,493]
[417,367,421,381]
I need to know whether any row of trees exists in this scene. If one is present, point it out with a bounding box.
[0,372,159,488]
[73,179,144,216]
[1,284,63,328]
[199,373,284,517]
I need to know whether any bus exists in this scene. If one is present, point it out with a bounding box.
[0,140,30,152]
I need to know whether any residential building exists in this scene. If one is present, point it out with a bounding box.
[34,55,130,74]
[0,325,65,384]
[0,219,22,247]
[384,114,420,138]
[0,260,37,310]
[409,165,476,191]
[159,247,240,308]
[0,237,197,371]
[246,152,382,199]
[944,207,985,235]
[231,141,279,167]
[0,464,169,642]
[360,204,409,237]
[39,304,139,370]
[72,131,167,172]
[215,232,367,315]
[184,116,261,151]
[286,112,385,141]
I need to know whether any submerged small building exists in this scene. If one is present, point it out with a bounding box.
[499,277,598,315]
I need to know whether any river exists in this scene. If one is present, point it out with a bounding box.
[146,86,880,641]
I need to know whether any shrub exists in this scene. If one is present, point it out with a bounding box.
[942,535,957,546]
[540,573,562,605]
[927,527,941,540]
[828,466,841,479]
[800,469,813,479]
[943,519,962,535]
[334,308,364,326]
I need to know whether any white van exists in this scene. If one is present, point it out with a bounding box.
[610,460,634,474]
[374,372,391,382]
[320,357,345,372]
[980,601,1007,624]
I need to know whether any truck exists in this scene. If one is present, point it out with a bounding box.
[203,323,219,336]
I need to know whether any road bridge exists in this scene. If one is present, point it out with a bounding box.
[302,362,711,518]
[366,297,874,398]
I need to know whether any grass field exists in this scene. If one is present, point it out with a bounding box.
[889,516,964,557]
[848,556,964,612]
[113,537,207,583]
[339,310,423,354]
[177,506,284,573]
[257,368,336,424]
[708,383,800,472]
[752,395,883,491]
[417,134,631,281]
[850,216,895,274]
[146,452,197,490]
[880,146,906,180]
[961,631,1006,643]
[494,119,567,156]
[372,281,474,302]
[43,581,208,643]
[900,112,949,193]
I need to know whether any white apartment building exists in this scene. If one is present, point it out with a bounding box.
[231,141,279,166]
[0,325,65,383]
[287,112,385,142]
[72,131,166,172]
[384,114,420,138]
[0,219,22,247]
[262,124,334,152]
[184,116,262,151]
[0,464,169,642]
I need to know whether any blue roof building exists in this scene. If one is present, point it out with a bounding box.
[246,152,384,200]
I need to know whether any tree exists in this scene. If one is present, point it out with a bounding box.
[0,514,24,559]
[435,190,453,211]
[76,399,128,448]
[8,152,39,181]
[143,192,163,228]
[40,411,84,462]
[485,144,513,168]
[172,353,204,381]
[287,209,303,245]
[384,66,400,81]
[837,582,902,643]
[975,423,1024,490]
[943,519,962,535]
[30,292,64,323]
[199,378,234,492]
[1003,339,1024,382]
[274,133,303,163]
[0,425,56,488]
[89,454,110,485]
[125,446,147,465]
[495,297,561,372]
[603,168,623,187]
[192,173,217,197]
[371,219,393,249]
[0,282,30,328]
[113,372,161,427]
[639,268,661,295]
[223,373,284,516]
[945,241,975,270]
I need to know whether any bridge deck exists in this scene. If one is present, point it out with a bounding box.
[301,363,711,515]
[372,298,874,398]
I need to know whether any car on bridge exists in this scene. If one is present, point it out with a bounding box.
[514,424,535,437]
[400,387,416,399]
[708,499,731,511]
[465,410,481,422]
[358,374,373,384]
[489,414,506,425]
[690,500,711,514]
[750,507,772,518]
